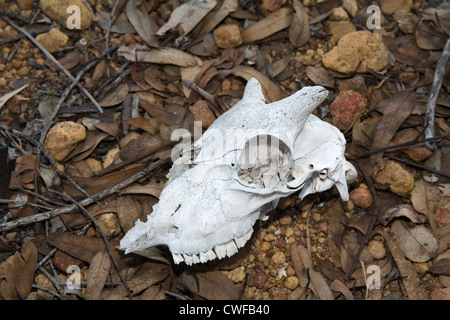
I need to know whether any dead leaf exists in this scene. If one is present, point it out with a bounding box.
[241,7,293,43]
[156,0,217,36]
[305,66,335,89]
[411,179,442,230]
[289,0,310,48]
[340,232,373,275]
[0,240,37,300]
[120,179,166,198]
[198,0,239,37]
[329,279,354,300]
[180,270,241,300]
[430,258,450,276]
[126,117,159,135]
[118,45,201,67]
[370,90,416,167]
[117,195,147,234]
[0,84,28,111]
[379,204,421,226]
[144,65,166,91]
[384,230,430,299]
[126,0,159,48]
[103,262,170,298]
[291,243,334,300]
[99,83,129,107]
[85,251,111,300]
[415,20,448,50]
[390,220,439,263]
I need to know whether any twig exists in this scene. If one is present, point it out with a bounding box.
[0,159,166,232]
[0,16,103,114]
[424,38,450,150]
[48,189,133,300]
[94,63,131,101]
[7,8,41,61]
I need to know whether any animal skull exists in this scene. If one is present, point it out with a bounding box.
[120,78,357,265]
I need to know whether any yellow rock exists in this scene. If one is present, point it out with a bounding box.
[44,121,86,161]
[40,0,92,29]
[375,160,415,197]
[36,28,69,53]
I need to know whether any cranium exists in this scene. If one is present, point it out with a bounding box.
[120,78,357,265]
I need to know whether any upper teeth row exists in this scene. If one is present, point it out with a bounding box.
[171,229,253,265]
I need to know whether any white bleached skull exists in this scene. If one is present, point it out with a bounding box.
[120,78,357,265]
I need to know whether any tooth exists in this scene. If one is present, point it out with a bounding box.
[183,253,193,265]
[225,240,238,257]
[192,253,200,264]
[200,250,216,263]
[172,253,184,264]
[234,235,246,248]
[214,244,227,259]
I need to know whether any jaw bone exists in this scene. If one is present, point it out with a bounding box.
[120,78,356,265]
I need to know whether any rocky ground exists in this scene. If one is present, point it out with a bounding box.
[0,0,449,301]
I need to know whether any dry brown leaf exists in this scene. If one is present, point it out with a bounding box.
[241,7,293,43]
[290,243,334,300]
[139,285,166,300]
[103,262,170,298]
[144,65,166,91]
[379,204,421,226]
[94,121,119,138]
[99,83,129,107]
[0,240,37,300]
[390,219,439,263]
[117,195,146,234]
[180,270,241,300]
[126,0,159,48]
[289,0,310,48]
[118,45,201,67]
[305,66,335,89]
[329,279,354,300]
[430,258,450,276]
[85,251,111,300]
[384,230,430,299]
[349,258,392,287]
[370,90,416,168]
[415,20,448,50]
[340,232,373,275]
[126,117,159,135]
[156,0,217,36]
[66,131,109,162]
[198,0,239,37]
[120,179,166,199]
[411,179,442,230]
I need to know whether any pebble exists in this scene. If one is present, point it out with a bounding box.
[260,241,271,251]
[350,183,373,208]
[375,160,415,197]
[271,251,286,264]
[279,213,292,225]
[189,100,216,128]
[35,28,69,53]
[18,0,34,10]
[34,273,57,298]
[330,7,349,21]
[368,240,386,260]
[380,0,413,15]
[228,267,246,283]
[342,0,358,17]
[213,24,242,49]
[322,31,389,74]
[326,21,356,46]
[431,287,450,300]
[44,121,86,161]
[40,0,92,29]
[391,128,432,162]
[96,213,121,238]
[329,90,367,131]
[261,0,287,15]
[284,276,299,290]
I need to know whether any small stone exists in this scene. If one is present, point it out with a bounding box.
[342,0,358,17]
[53,250,82,272]
[264,233,275,242]
[337,75,368,97]
[228,267,246,283]
[375,160,415,197]
[368,240,386,260]
[277,197,293,210]
[18,0,34,10]
[284,276,299,290]
[260,0,287,15]
[431,287,450,300]
[380,0,413,15]
[249,272,266,289]
[329,90,367,131]
[96,213,120,238]
[35,273,57,298]
[391,128,432,162]
[213,24,242,49]
[35,28,69,53]
[40,0,92,29]
[272,251,286,264]
[279,213,292,225]
[350,183,373,208]
[330,7,349,21]
[435,203,450,227]
[44,121,86,161]
[413,262,431,274]
[322,31,389,74]
[86,158,103,173]
[270,287,288,300]
[189,100,216,128]
[260,241,271,251]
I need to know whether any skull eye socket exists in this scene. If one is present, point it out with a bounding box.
[319,169,328,179]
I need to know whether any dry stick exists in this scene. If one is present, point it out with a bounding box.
[7,8,41,61]
[0,16,103,114]
[424,38,450,150]
[0,159,166,233]
[48,189,133,300]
